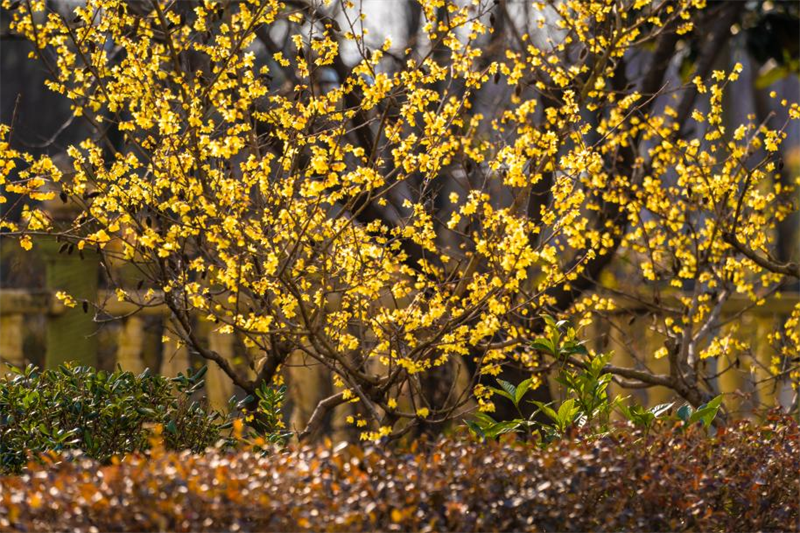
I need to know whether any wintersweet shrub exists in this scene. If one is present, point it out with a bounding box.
[1,415,796,532]
[0,364,232,473]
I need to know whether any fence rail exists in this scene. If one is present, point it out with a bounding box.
[0,287,235,411]
[0,285,797,418]
[591,293,798,413]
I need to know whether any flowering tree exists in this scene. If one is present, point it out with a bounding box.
[1,0,798,439]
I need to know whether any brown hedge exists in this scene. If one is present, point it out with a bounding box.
[1,416,797,532]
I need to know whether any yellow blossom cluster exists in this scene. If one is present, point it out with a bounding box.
[1,0,797,437]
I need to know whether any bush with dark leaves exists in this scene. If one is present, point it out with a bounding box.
[0,415,796,532]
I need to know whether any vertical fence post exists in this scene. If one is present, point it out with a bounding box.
[0,313,25,376]
[40,237,99,369]
[160,318,190,377]
[116,315,145,374]
[206,326,235,411]
[753,315,776,409]
[605,315,645,406]
[287,349,334,439]
[717,313,747,415]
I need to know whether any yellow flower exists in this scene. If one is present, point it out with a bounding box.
[55,291,77,308]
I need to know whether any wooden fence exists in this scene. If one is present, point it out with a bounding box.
[0,287,236,411]
[590,295,799,415]
[0,277,797,420]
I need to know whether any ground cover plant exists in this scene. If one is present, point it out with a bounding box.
[0,332,792,531]
[0,414,796,532]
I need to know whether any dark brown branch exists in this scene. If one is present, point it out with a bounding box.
[724,232,800,278]
[297,392,346,441]
[675,2,744,132]
[165,296,257,393]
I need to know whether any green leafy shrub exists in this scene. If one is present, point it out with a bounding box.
[239,381,293,448]
[0,363,233,473]
[467,317,724,443]
[0,415,796,532]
